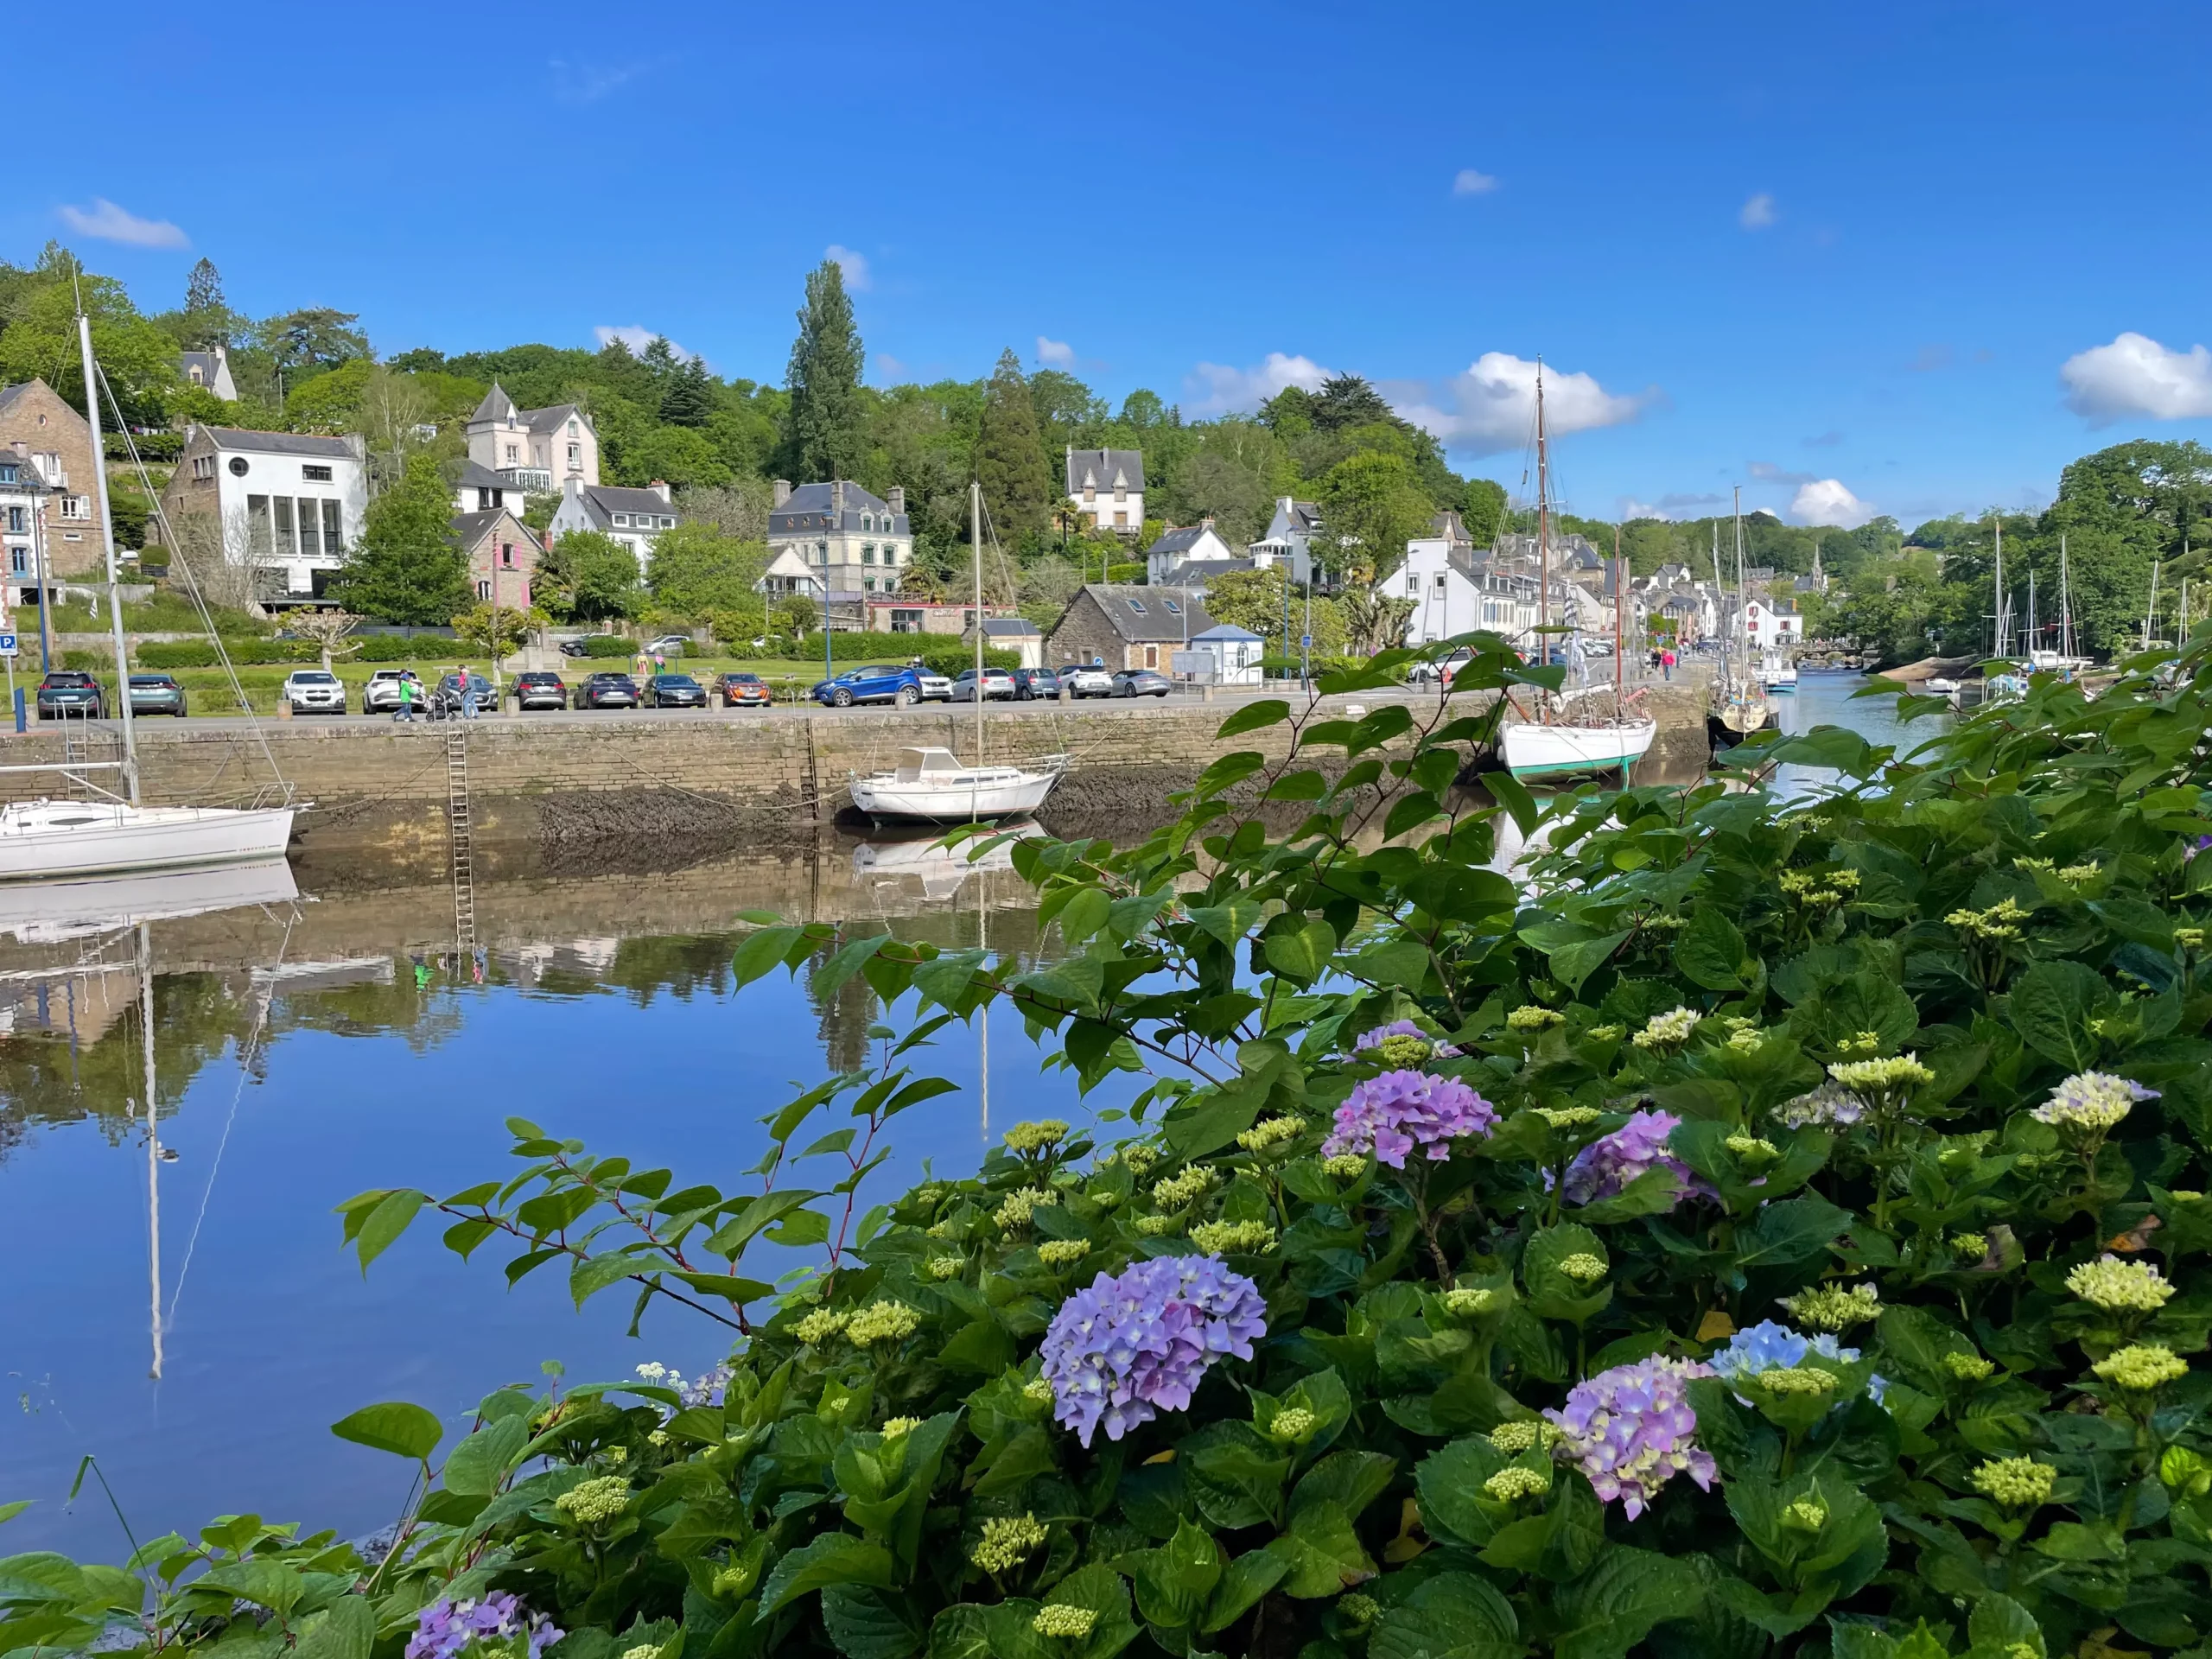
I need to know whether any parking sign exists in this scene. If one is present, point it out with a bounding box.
[0,634,17,658]
[1300,634,1312,650]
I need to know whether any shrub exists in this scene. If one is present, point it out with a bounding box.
[134,640,219,669]
[581,633,634,658]
[25,639,2212,1659]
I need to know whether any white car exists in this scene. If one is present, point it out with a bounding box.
[360,668,424,714]
[915,671,954,702]
[950,668,1016,702]
[283,669,346,715]
[1063,667,1115,698]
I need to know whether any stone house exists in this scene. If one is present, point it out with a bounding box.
[1046,583,1216,671]
[760,479,911,603]
[0,380,99,575]
[453,509,541,608]
[467,384,599,493]
[1064,447,1144,535]
[159,424,368,602]
[548,478,679,575]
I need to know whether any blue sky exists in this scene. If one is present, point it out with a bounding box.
[29,1,2212,530]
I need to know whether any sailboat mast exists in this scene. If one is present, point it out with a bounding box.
[77,308,138,804]
[2145,559,2161,652]
[1732,486,1745,683]
[2060,534,2073,659]
[1613,523,1624,703]
[971,480,984,768]
[1993,512,2004,659]
[1535,361,1548,668]
[138,920,162,1379]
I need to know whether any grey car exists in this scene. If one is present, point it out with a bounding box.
[127,673,187,716]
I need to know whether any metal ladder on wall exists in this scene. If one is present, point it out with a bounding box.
[59,710,90,800]
[445,725,475,950]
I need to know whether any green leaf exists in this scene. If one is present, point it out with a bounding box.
[1484,771,1539,835]
[757,1534,895,1618]
[571,1249,645,1307]
[1217,699,1291,738]
[1548,931,1631,995]
[1414,1436,1508,1546]
[1056,888,1110,945]
[821,1586,927,1659]
[2008,958,2108,1069]
[0,1502,28,1528]
[938,1318,1018,1378]
[1732,1194,1852,1272]
[1676,906,1749,991]
[731,925,805,990]
[1289,1449,1396,1522]
[1262,919,1338,982]
[1266,1497,1376,1598]
[1039,1563,1140,1659]
[1551,1548,1703,1659]
[351,1189,425,1273]
[1199,1550,1289,1634]
[1369,1571,1521,1659]
[1179,1421,1292,1529]
[441,1416,529,1497]
[293,1598,375,1659]
[330,1402,443,1462]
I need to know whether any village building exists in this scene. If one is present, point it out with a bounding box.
[757,480,911,613]
[1143,518,1241,586]
[1064,448,1144,535]
[467,384,599,493]
[548,479,679,574]
[179,346,238,401]
[1046,584,1215,671]
[0,380,100,575]
[158,424,368,602]
[1249,497,1324,584]
[452,509,541,608]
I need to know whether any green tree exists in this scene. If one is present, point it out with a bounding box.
[974,348,1052,543]
[645,524,767,617]
[1459,477,1509,543]
[450,602,548,658]
[783,260,865,482]
[0,270,177,422]
[1318,451,1435,581]
[331,453,467,625]
[179,257,232,350]
[1201,565,1348,657]
[661,354,715,428]
[1308,373,1393,432]
[537,531,643,622]
[257,308,371,386]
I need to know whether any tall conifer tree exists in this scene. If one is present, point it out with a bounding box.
[974,348,1052,541]
[783,261,864,482]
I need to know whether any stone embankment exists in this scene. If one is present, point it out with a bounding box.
[0,684,1713,851]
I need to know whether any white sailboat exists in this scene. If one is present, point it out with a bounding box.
[1708,497,1774,747]
[1758,652,1798,693]
[848,480,1062,822]
[0,302,297,880]
[1499,370,1655,782]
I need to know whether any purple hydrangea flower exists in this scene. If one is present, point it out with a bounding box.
[406,1594,563,1659]
[1039,1255,1268,1446]
[1323,1071,1497,1167]
[1353,1020,1426,1052]
[1710,1319,1887,1406]
[1560,1109,1704,1206]
[1543,1356,1717,1518]
[2189,836,2212,862]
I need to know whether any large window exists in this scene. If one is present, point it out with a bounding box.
[57,496,89,521]
[9,548,24,575]
[296,498,321,559]
[272,496,296,555]
[247,495,274,558]
[302,464,333,482]
[322,499,343,552]
[3,507,21,534]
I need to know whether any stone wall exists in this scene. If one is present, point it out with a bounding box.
[0,683,1711,851]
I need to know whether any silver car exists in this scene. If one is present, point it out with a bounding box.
[283,669,346,715]
[915,671,954,702]
[360,668,424,713]
[950,668,1015,702]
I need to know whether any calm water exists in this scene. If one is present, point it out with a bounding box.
[0,677,1929,1555]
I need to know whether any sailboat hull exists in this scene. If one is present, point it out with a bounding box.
[1500,719,1656,780]
[0,801,296,880]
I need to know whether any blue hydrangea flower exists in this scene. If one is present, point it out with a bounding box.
[1710,1319,1887,1406]
[1352,1020,1426,1052]
[1038,1255,1268,1446]
[405,1593,562,1659]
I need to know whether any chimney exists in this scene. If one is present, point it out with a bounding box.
[650,480,671,503]
[772,479,791,509]
[830,480,846,518]
[887,485,905,517]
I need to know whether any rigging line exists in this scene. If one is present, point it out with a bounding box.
[94,363,289,802]
[163,905,299,1338]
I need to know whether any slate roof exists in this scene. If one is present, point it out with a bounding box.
[1065,447,1146,493]
[1159,556,1256,588]
[203,427,357,459]
[578,485,679,524]
[449,509,536,548]
[768,480,908,537]
[1192,624,1264,642]
[1071,584,1216,642]
[1144,523,1235,560]
[469,382,589,435]
[180,350,227,388]
[457,461,512,492]
[980,617,1041,638]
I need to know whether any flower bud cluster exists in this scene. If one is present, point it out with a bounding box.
[1189,1219,1276,1255]
[1038,1240,1090,1268]
[1632,1007,1701,1050]
[1946,897,2028,939]
[2091,1344,2188,1391]
[1942,1352,1995,1381]
[1033,1606,1096,1639]
[1557,1254,1607,1284]
[1483,1466,1548,1501]
[926,1255,964,1281]
[1152,1167,1213,1209]
[1780,1282,1879,1332]
[2066,1255,2176,1312]
[1826,1055,1934,1093]
[846,1301,920,1345]
[971,1513,1048,1573]
[995,1186,1058,1230]
[1970,1457,2056,1509]
[1003,1120,1069,1154]
[1507,1004,1565,1031]
[555,1476,632,1525]
[1236,1116,1304,1154]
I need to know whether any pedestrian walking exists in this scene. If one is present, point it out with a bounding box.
[457,664,476,719]
[652,650,666,676]
[1662,647,1676,682]
[394,674,416,722]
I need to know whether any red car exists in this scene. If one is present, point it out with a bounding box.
[719,671,772,709]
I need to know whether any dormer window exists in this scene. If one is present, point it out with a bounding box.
[1125,598,1147,615]
[1163,599,1181,614]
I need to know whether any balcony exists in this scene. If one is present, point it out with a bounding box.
[499,467,553,493]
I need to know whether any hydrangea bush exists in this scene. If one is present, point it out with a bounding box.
[11,638,2212,1659]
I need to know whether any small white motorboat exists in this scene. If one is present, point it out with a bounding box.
[0,799,296,881]
[848,747,1062,823]
[1499,709,1656,781]
[1758,652,1798,693]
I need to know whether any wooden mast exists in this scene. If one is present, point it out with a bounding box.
[1535,360,1548,721]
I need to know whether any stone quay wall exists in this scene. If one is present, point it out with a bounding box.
[0,684,1712,851]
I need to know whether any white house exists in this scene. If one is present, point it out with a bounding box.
[1249,497,1323,585]
[179,346,238,401]
[158,424,368,601]
[1144,518,1242,586]
[1732,595,1802,648]
[763,479,912,601]
[1185,624,1266,685]
[1065,447,1144,536]
[549,478,679,574]
[468,384,599,494]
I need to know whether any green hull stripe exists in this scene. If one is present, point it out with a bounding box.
[1507,756,1642,779]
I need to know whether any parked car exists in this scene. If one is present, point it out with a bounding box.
[641,633,690,657]
[1063,666,1115,699]
[575,672,639,709]
[126,673,186,716]
[718,671,772,709]
[1408,647,1474,686]
[810,664,926,708]
[283,669,346,715]
[950,668,1015,702]
[559,634,623,658]
[360,668,424,714]
[1111,669,1172,698]
[431,673,496,717]
[513,671,568,711]
[643,673,707,709]
[35,671,105,720]
[1009,668,1063,700]
[914,669,954,702]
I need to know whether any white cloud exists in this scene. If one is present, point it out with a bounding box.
[874,353,906,380]
[1452,168,1498,196]
[825,245,870,292]
[1618,499,1669,521]
[1035,336,1074,368]
[549,58,647,103]
[57,199,187,249]
[1789,478,1876,528]
[1739,192,1777,230]
[1184,351,1334,416]
[2060,331,2212,423]
[594,324,696,361]
[1396,353,1645,454]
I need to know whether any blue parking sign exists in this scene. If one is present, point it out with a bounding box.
[1300,634,1312,650]
[0,633,17,657]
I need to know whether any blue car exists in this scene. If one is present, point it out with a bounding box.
[810,664,926,708]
